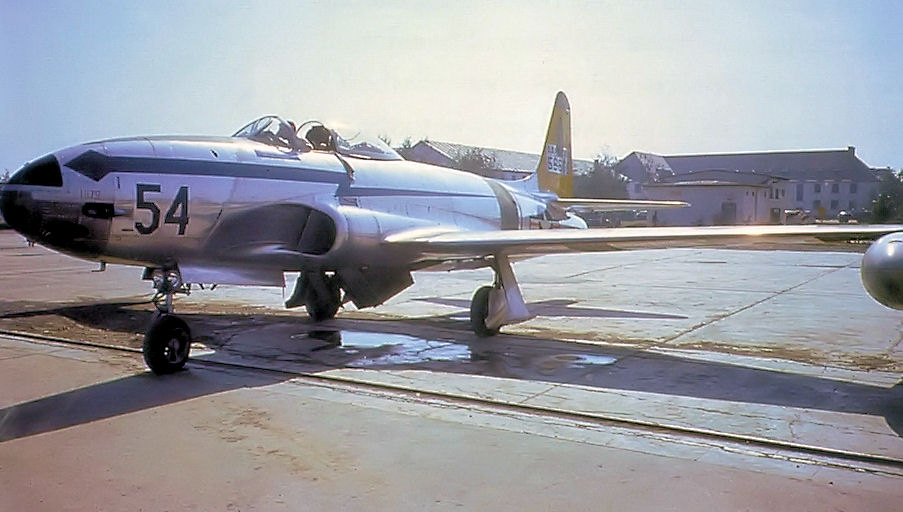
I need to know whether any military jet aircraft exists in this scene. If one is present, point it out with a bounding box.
[2,92,901,374]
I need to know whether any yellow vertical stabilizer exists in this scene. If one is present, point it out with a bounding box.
[536,91,574,197]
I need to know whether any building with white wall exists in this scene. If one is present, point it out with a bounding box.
[641,170,790,225]
[617,147,879,222]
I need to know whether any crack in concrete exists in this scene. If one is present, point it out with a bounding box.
[884,320,903,354]
[562,251,695,280]
[662,263,852,345]
[516,383,562,405]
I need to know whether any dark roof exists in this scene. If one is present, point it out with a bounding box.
[617,147,877,182]
[652,169,787,187]
[412,140,594,173]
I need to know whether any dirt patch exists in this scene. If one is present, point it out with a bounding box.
[0,298,300,350]
[668,340,901,372]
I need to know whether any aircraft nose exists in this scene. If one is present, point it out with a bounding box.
[0,182,7,217]
[1,154,64,235]
[0,183,21,231]
[1,155,110,256]
[0,184,36,236]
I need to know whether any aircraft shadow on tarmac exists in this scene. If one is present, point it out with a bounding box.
[1,301,901,442]
[0,361,290,442]
[414,297,688,320]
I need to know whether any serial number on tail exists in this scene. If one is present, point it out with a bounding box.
[546,144,569,175]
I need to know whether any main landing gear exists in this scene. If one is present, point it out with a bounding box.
[469,255,533,337]
[143,269,192,375]
[285,271,342,322]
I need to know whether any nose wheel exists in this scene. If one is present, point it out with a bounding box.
[143,313,191,374]
[143,268,192,374]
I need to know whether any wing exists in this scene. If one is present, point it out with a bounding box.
[551,198,689,212]
[385,224,903,258]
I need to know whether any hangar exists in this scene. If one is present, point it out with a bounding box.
[641,170,790,226]
[617,147,879,223]
[402,139,594,180]
[402,141,880,226]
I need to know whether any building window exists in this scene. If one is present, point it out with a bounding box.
[850,183,858,194]
[849,200,856,210]
[830,199,839,210]
[796,183,803,201]
[831,183,839,194]
[813,199,821,209]
[814,183,821,193]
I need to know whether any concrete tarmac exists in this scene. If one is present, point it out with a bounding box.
[1,230,902,510]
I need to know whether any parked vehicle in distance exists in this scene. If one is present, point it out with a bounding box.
[784,209,814,225]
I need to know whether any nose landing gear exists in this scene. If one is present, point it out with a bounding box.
[143,313,191,374]
[143,269,192,374]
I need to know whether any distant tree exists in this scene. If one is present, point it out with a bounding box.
[377,134,392,146]
[395,137,415,160]
[1,170,9,183]
[872,169,903,223]
[573,152,628,199]
[453,148,500,175]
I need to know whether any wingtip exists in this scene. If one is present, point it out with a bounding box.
[554,91,570,111]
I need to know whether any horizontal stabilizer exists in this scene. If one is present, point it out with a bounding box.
[552,198,690,212]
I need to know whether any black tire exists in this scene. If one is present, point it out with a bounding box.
[143,313,191,375]
[470,285,499,337]
[306,274,341,322]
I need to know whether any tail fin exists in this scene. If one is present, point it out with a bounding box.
[536,91,574,197]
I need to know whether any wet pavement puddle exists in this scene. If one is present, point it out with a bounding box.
[286,329,621,371]
[294,329,473,367]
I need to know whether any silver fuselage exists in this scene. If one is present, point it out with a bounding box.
[6,94,903,325]
[0,135,580,305]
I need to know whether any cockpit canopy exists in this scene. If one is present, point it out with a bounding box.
[232,116,306,151]
[232,116,401,161]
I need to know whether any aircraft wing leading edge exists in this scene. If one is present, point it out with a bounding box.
[385,224,903,257]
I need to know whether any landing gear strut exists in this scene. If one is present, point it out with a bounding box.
[285,272,342,322]
[143,269,192,374]
[469,255,533,337]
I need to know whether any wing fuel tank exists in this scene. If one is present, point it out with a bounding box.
[861,232,903,310]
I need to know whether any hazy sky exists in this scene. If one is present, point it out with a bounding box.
[2,0,901,173]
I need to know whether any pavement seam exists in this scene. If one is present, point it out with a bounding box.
[560,250,699,280]
[270,370,903,478]
[884,320,903,354]
[0,351,48,362]
[4,331,902,476]
[0,265,95,277]
[515,383,562,405]
[661,263,852,345]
